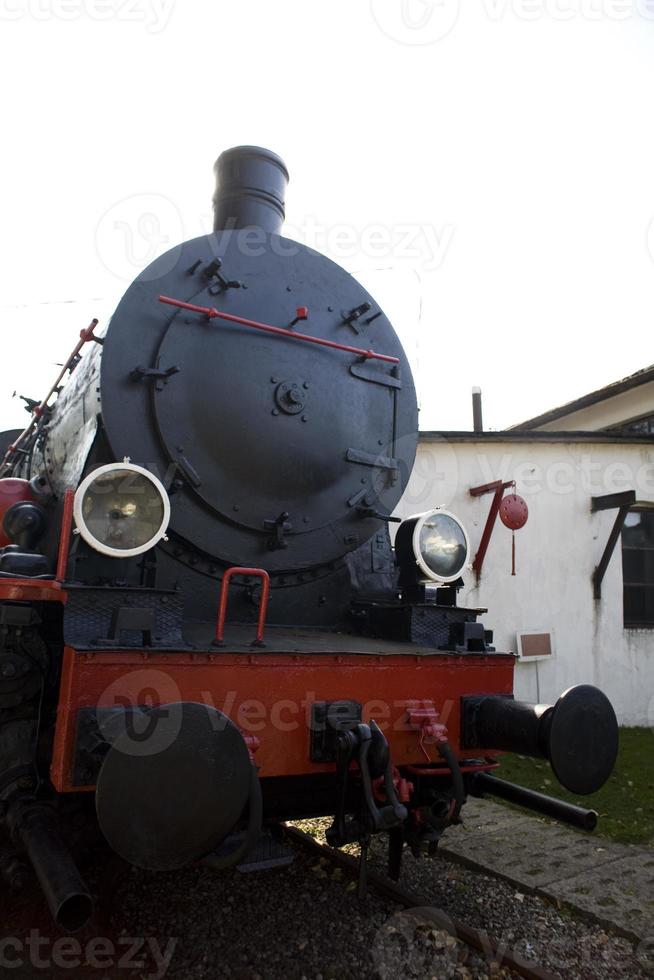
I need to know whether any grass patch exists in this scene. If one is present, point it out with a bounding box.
[493,727,654,846]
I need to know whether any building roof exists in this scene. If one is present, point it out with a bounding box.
[418,429,654,444]
[509,364,654,431]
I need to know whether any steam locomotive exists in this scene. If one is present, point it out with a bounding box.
[0,146,618,931]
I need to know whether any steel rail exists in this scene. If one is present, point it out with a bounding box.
[284,824,558,980]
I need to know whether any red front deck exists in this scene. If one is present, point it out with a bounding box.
[50,644,514,792]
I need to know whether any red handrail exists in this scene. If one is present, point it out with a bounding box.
[214,566,270,647]
[158,295,400,365]
[55,488,75,583]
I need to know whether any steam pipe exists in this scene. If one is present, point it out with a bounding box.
[213,145,289,235]
[11,805,93,931]
[469,772,598,831]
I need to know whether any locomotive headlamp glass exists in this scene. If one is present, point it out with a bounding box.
[73,463,170,558]
[412,509,470,582]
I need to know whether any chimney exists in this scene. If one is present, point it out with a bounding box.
[212,145,289,235]
[472,387,483,433]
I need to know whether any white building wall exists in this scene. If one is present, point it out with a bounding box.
[396,437,654,726]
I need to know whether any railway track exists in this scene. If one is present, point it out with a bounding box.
[284,824,559,980]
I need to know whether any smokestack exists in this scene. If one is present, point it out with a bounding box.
[472,386,483,433]
[212,145,289,235]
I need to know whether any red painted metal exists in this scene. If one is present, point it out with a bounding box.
[405,760,501,776]
[406,701,448,762]
[0,579,65,603]
[50,646,85,792]
[55,488,76,584]
[243,735,261,763]
[49,647,514,792]
[289,306,309,327]
[0,478,37,547]
[158,295,400,364]
[469,479,515,580]
[499,493,529,531]
[373,766,414,804]
[214,566,271,646]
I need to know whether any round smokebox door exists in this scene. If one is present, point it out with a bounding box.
[95,702,252,870]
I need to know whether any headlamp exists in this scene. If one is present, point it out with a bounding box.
[73,463,170,558]
[396,509,470,584]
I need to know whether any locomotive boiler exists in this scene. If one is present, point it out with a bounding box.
[0,146,619,931]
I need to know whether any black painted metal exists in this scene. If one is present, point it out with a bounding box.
[591,490,636,513]
[590,491,636,599]
[10,804,93,930]
[213,145,289,235]
[469,772,598,831]
[351,600,480,648]
[461,685,619,795]
[310,700,362,763]
[63,586,185,650]
[0,430,21,461]
[14,148,417,622]
[99,228,417,577]
[95,702,252,870]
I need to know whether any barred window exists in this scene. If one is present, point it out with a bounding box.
[622,510,654,627]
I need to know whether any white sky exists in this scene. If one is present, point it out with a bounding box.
[1,1,653,434]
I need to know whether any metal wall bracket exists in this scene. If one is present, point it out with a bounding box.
[591,489,635,599]
[469,480,515,581]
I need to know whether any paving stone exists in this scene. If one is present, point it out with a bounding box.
[455,797,536,835]
[538,852,654,941]
[441,806,634,889]
[439,797,654,942]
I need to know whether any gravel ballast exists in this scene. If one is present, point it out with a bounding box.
[106,819,649,979]
[1,820,650,979]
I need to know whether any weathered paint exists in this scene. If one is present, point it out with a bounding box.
[50,646,514,792]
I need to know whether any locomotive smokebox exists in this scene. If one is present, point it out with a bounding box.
[213,145,289,234]
[96,146,417,581]
[462,684,619,795]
